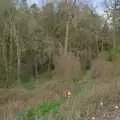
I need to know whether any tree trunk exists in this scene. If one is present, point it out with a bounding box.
[2,43,9,88]
[9,19,13,86]
[101,39,104,51]
[64,20,69,56]
[16,34,21,85]
[2,22,9,88]
[34,55,38,79]
[95,33,99,54]
[113,0,117,52]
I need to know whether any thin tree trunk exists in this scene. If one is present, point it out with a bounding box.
[13,20,21,85]
[17,40,20,84]
[48,51,52,72]
[9,16,13,85]
[88,44,92,69]
[3,22,9,88]
[95,33,99,54]
[101,39,104,51]
[2,44,9,88]
[34,55,38,79]
[113,20,116,52]
[16,34,21,85]
[64,20,69,56]
[113,0,117,52]
[8,34,13,86]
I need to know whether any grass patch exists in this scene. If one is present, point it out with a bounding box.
[16,100,62,120]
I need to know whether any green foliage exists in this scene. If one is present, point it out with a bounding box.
[16,100,62,120]
[103,50,119,62]
[30,3,37,9]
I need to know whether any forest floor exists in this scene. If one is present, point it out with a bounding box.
[0,56,120,120]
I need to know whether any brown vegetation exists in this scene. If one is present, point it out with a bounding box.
[0,0,120,120]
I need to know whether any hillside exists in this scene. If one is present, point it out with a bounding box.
[0,0,120,120]
[0,56,120,120]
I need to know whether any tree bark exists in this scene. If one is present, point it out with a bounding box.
[16,30,21,85]
[64,20,69,56]
[34,55,38,79]
[113,0,117,52]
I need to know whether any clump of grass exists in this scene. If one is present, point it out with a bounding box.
[16,100,62,120]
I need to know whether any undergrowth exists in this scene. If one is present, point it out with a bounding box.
[16,100,62,120]
[15,72,53,90]
[101,50,120,62]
